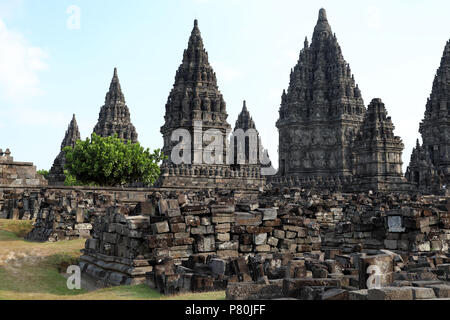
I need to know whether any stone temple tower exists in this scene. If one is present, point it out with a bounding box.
[231,101,273,173]
[158,20,264,189]
[276,9,366,188]
[406,39,450,192]
[93,68,138,143]
[351,98,407,191]
[48,114,81,185]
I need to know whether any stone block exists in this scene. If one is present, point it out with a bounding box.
[254,233,267,245]
[195,235,215,253]
[216,233,230,242]
[151,221,170,234]
[410,287,436,300]
[226,282,284,301]
[321,288,349,300]
[358,254,394,289]
[235,212,262,226]
[368,287,413,300]
[267,237,279,247]
[348,289,368,300]
[426,285,450,298]
[259,208,277,221]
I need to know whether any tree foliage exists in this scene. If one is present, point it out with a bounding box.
[63,133,165,187]
[37,169,49,179]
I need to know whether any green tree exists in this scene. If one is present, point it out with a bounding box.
[63,133,165,187]
[37,169,49,179]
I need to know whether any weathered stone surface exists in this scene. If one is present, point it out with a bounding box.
[93,68,138,143]
[348,289,369,300]
[157,20,265,190]
[275,9,365,190]
[48,114,80,186]
[426,284,450,298]
[226,282,284,300]
[406,40,450,193]
[0,150,47,187]
[368,287,413,300]
[410,287,436,300]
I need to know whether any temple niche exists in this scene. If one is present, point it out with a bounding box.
[406,40,450,193]
[275,9,366,189]
[93,68,138,143]
[157,20,265,189]
[48,114,81,186]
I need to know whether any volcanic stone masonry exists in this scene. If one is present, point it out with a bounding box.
[48,114,81,186]
[0,149,47,187]
[276,9,366,187]
[231,101,274,174]
[406,39,450,192]
[350,98,408,192]
[273,9,410,193]
[157,20,265,190]
[77,187,450,299]
[93,68,138,143]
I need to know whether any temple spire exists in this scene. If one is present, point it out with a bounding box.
[48,114,81,185]
[313,8,332,39]
[61,114,80,150]
[318,8,328,21]
[160,17,231,169]
[107,67,125,103]
[93,68,138,143]
[235,100,256,131]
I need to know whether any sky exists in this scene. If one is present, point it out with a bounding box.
[0,0,449,172]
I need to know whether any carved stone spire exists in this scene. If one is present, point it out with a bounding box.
[157,21,264,189]
[235,100,256,131]
[276,8,366,184]
[160,19,231,165]
[61,114,80,150]
[352,98,407,191]
[93,68,138,143]
[48,114,81,185]
[408,39,450,190]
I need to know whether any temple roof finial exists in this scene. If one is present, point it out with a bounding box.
[319,8,328,21]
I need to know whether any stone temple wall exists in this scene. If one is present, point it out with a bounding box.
[0,149,47,187]
[77,188,450,287]
[79,190,320,286]
[0,186,156,241]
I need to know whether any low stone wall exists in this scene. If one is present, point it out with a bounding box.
[78,189,450,287]
[79,190,320,286]
[0,149,47,187]
[0,186,157,241]
[3,186,256,242]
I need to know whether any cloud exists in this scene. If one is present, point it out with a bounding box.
[0,18,48,102]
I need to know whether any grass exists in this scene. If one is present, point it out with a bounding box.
[0,219,34,238]
[0,219,226,300]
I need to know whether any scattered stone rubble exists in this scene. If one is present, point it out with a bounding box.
[0,186,154,241]
[74,187,450,300]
